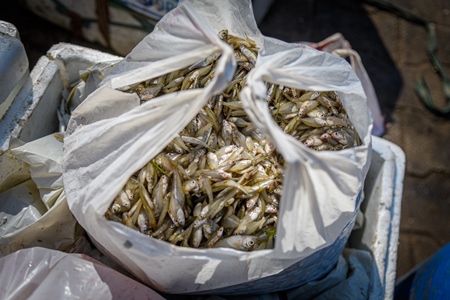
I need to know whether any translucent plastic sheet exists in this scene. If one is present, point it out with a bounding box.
[0,134,81,257]
[0,247,165,300]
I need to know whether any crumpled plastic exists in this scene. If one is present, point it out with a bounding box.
[0,133,82,257]
[0,247,165,300]
[62,0,372,294]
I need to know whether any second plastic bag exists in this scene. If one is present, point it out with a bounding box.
[63,0,372,295]
[0,247,165,299]
[0,134,82,258]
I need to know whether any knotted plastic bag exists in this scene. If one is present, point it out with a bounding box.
[63,0,372,294]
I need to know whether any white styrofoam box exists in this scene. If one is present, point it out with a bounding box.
[0,21,29,119]
[0,43,405,297]
[348,135,405,299]
[0,43,121,191]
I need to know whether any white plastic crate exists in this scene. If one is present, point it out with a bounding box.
[0,43,405,298]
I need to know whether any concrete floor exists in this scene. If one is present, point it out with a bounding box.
[1,0,449,285]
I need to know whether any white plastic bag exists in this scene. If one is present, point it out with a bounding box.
[0,247,165,300]
[0,133,81,257]
[63,0,372,294]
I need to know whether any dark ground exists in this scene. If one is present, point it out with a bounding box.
[1,0,449,286]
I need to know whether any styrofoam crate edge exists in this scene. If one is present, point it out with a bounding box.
[348,136,405,299]
[0,56,56,152]
[1,43,123,152]
[0,22,28,106]
[0,43,123,190]
[46,43,122,88]
[372,137,397,287]
[370,136,405,299]
[380,139,405,300]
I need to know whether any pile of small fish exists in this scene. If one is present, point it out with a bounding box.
[267,87,361,150]
[104,30,361,251]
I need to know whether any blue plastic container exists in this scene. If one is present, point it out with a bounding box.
[395,243,450,299]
